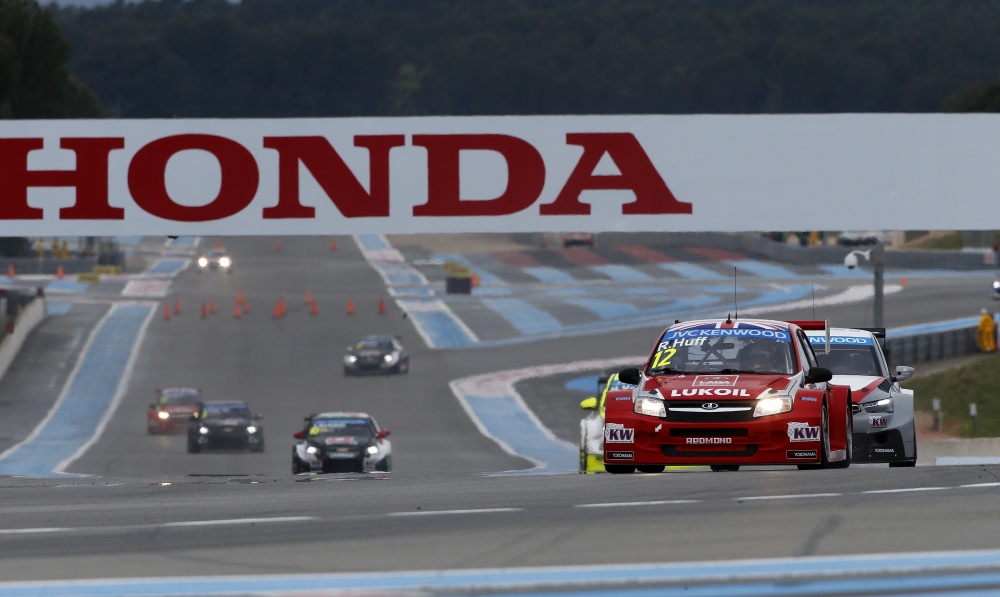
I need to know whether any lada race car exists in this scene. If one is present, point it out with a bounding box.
[147,387,201,434]
[579,373,637,473]
[604,318,852,473]
[292,412,392,474]
[802,324,917,467]
[343,335,409,376]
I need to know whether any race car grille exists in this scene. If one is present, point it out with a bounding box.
[661,444,758,458]
[665,400,756,423]
[669,428,749,438]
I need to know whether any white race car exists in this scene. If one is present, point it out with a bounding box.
[291,411,392,474]
[803,324,917,467]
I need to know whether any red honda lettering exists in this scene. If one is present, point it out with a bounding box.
[128,134,258,222]
[540,133,692,215]
[412,134,545,216]
[262,135,405,219]
[0,137,125,219]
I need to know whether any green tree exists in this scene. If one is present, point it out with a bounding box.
[0,0,102,118]
[942,82,1000,113]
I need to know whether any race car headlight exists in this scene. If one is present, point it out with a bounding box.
[862,398,894,413]
[344,355,357,364]
[754,396,793,417]
[219,257,231,268]
[634,397,666,417]
[157,411,170,420]
[366,445,379,455]
[306,445,319,455]
[198,257,208,267]
[246,426,257,434]
[383,354,394,363]
[199,426,209,434]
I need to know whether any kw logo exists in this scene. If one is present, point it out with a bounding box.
[605,423,635,444]
[787,422,820,442]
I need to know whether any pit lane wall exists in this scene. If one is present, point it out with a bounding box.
[0,295,45,382]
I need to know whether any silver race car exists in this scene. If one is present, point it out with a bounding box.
[292,411,392,474]
[803,324,917,467]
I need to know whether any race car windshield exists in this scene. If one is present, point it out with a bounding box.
[356,339,392,351]
[307,419,374,442]
[159,393,200,406]
[201,405,251,420]
[814,346,883,376]
[647,326,796,375]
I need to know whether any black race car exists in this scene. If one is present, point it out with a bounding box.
[187,400,264,453]
[343,335,409,375]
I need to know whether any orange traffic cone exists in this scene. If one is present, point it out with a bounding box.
[210,298,217,314]
[471,273,480,287]
[378,297,386,315]
[900,277,907,287]
[347,299,355,316]
[273,300,283,319]
[215,241,223,250]
[241,298,250,314]
[163,303,172,320]
[274,240,281,252]
[56,265,64,280]
[174,297,182,315]
[7,264,13,278]
[310,300,319,316]
[201,303,208,319]
[305,290,314,304]
[234,301,242,319]
[236,290,244,304]
[330,240,338,251]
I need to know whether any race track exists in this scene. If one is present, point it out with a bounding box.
[0,235,998,595]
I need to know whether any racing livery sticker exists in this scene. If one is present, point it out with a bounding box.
[605,423,634,444]
[693,375,738,387]
[606,451,634,460]
[787,422,820,442]
[787,449,818,459]
[808,335,875,346]
[869,415,888,428]
[685,437,733,445]
[669,388,751,397]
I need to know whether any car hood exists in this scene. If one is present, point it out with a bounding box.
[204,417,252,426]
[829,374,890,403]
[643,373,794,400]
[159,405,197,414]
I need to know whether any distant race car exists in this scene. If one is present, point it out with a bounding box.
[196,248,233,273]
[343,335,409,375]
[579,373,636,474]
[187,400,264,453]
[802,324,917,467]
[604,317,852,473]
[291,412,392,474]
[147,387,202,434]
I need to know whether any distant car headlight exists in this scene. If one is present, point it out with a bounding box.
[634,397,666,417]
[753,396,793,417]
[306,445,319,455]
[366,445,379,455]
[199,426,209,434]
[219,257,231,268]
[862,398,894,413]
[383,354,393,363]
[198,257,208,267]
[345,355,357,364]
[993,280,1000,291]
[246,426,257,434]
[157,411,170,420]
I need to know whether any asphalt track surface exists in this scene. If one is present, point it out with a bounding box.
[1,235,999,595]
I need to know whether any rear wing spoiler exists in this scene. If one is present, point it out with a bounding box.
[786,320,831,354]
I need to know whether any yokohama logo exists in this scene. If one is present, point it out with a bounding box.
[0,126,692,235]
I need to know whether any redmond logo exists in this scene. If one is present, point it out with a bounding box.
[685,437,732,445]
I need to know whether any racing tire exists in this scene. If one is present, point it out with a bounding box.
[291,452,305,474]
[798,402,830,470]
[187,441,200,454]
[250,439,265,453]
[889,423,918,467]
[710,465,740,472]
[636,465,665,473]
[579,449,586,474]
[605,464,635,474]
[376,455,392,472]
[829,395,853,469]
[398,360,409,374]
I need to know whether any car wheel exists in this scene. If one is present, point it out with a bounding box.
[798,402,830,470]
[605,464,635,474]
[398,360,409,374]
[579,449,587,474]
[251,439,265,453]
[292,451,304,474]
[344,368,352,376]
[376,455,392,472]
[710,465,740,472]
[636,465,665,473]
[187,441,200,454]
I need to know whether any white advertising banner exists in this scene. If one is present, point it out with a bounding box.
[0,114,995,236]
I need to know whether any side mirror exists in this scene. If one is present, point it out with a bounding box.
[293,430,305,440]
[580,397,598,410]
[377,429,391,438]
[805,367,833,384]
[893,366,915,382]
[618,367,641,386]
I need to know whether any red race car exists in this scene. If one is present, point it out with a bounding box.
[147,387,202,434]
[604,317,852,473]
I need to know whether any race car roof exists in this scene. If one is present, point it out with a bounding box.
[804,327,878,346]
[313,411,371,420]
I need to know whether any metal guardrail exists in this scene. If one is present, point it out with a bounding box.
[886,326,981,370]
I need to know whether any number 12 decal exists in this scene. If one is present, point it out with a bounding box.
[652,348,677,369]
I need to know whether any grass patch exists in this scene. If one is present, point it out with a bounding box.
[902,353,1000,436]
[911,231,964,250]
